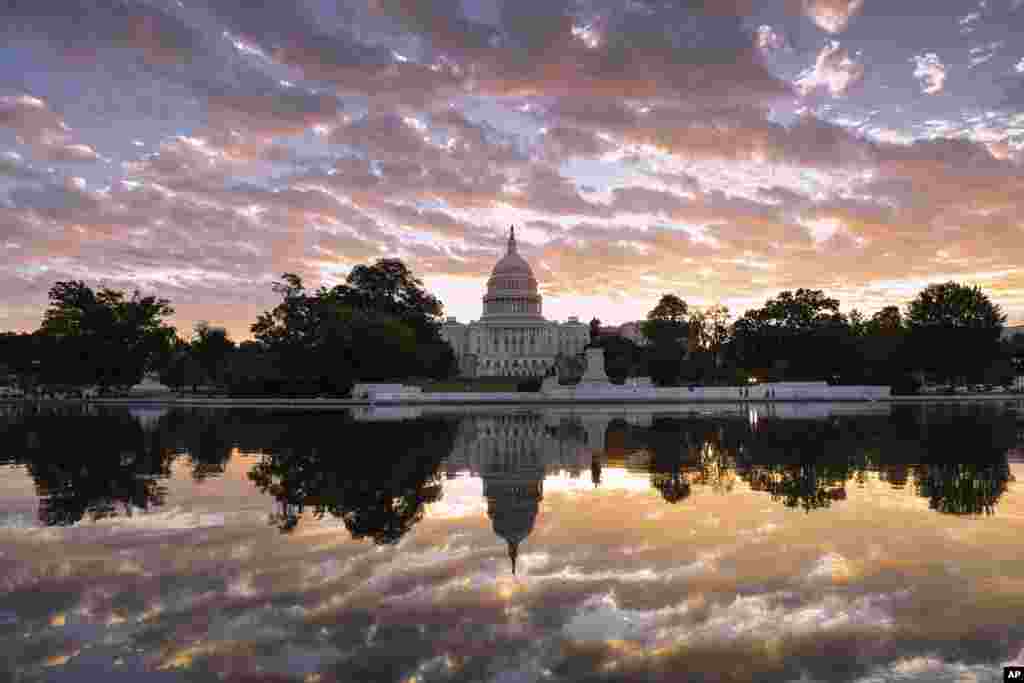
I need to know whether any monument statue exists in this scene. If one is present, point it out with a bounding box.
[579,347,610,385]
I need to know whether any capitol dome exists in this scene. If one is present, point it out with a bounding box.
[491,245,534,278]
[437,225,590,378]
[482,226,543,319]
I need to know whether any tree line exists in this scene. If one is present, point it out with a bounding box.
[588,282,1022,392]
[0,259,457,396]
[1,262,1022,394]
[1,404,1014,531]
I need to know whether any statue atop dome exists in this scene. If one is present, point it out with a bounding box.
[508,225,517,254]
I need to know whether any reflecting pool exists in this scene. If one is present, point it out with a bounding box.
[2,401,1024,682]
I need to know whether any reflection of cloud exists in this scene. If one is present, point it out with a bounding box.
[796,42,865,97]
[911,53,947,94]
[4,409,1024,680]
[756,25,786,53]
[795,0,865,33]
[805,551,855,583]
[969,41,1004,69]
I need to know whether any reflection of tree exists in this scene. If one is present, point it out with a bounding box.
[603,406,1017,516]
[915,463,1013,515]
[651,471,691,504]
[0,406,176,525]
[187,415,235,482]
[877,461,910,489]
[247,417,457,542]
[625,419,742,503]
[899,405,1016,515]
[642,418,700,504]
[742,463,850,512]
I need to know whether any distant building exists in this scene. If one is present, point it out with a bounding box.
[616,321,649,346]
[440,227,590,377]
[597,321,648,346]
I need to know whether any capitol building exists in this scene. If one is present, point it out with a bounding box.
[440,227,590,377]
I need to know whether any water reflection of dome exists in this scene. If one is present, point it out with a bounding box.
[485,474,542,575]
[447,414,587,574]
[129,406,169,432]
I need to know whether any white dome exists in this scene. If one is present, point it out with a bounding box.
[482,227,543,320]
[491,251,534,278]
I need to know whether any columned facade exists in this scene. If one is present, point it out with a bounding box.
[441,226,589,377]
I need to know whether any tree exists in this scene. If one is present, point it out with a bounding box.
[906,282,1006,329]
[905,282,1006,385]
[690,305,730,354]
[730,289,852,381]
[158,336,202,393]
[191,322,235,388]
[688,305,731,381]
[37,281,176,391]
[339,258,443,326]
[252,274,376,393]
[589,317,602,345]
[642,294,689,342]
[337,259,454,378]
[847,308,866,337]
[0,332,41,392]
[640,294,691,385]
[755,289,842,330]
[250,262,454,394]
[866,306,903,336]
[853,305,913,389]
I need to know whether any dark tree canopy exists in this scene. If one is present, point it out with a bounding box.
[640,294,691,385]
[867,305,904,335]
[190,322,235,387]
[730,289,850,381]
[906,282,1005,329]
[749,289,842,330]
[247,260,455,395]
[340,259,444,324]
[36,281,176,390]
[647,294,689,322]
[905,282,1007,384]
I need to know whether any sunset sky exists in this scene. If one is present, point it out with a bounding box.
[2,0,1024,340]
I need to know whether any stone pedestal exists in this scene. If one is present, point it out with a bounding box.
[580,348,610,384]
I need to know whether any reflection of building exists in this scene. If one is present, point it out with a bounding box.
[484,457,543,575]
[446,414,596,573]
[445,414,595,480]
[440,227,589,377]
[128,406,169,432]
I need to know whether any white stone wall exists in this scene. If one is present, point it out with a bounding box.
[442,319,591,377]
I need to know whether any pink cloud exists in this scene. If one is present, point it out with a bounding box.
[796,42,866,97]
[792,0,866,33]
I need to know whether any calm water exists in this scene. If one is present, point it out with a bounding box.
[3,402,1024,683]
